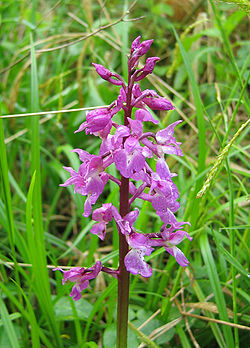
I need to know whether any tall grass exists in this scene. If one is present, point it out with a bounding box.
[0,1,249,347]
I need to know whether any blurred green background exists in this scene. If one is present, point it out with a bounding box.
[0,1,249,347]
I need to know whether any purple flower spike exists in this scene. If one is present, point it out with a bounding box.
[53,261,102,301]
[58,35,191,291]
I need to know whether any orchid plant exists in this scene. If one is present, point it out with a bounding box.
[54,36,191,347]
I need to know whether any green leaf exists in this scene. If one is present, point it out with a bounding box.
[224,10,246,36]
[217,244,250,278]
[29,34,62,347]
[152,3,173,16]
[54,297,93,320]
[0,312,21,327]
[172,26,206,228]
[0,118,15,248]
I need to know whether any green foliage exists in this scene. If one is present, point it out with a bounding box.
[0,0,249,347]
[220,0,250,14]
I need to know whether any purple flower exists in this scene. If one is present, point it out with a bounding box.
[113,118,153,179]
[149,227,192,267]
[141,120,183,159]
[156,209,190,230]
[60,152,109,217]
[74,108,112,137]
[53,261,102,301]
[91,203,114,240]
[130,36,142,55]
[156,120,183,156]
[146,159,180,214]
[112,206,139,236]
[75,96,123,138]
[113,139,146,179]
[125,232,154,277]
[143,96,174,111]
[112,207,154,277]
[58,35,191,288]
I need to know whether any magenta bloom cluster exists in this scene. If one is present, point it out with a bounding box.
[54,36,191,300]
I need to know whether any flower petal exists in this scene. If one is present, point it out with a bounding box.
[156,120,182,144]
[135,108,159,124]
[165,246,189,267]
[91,222,106,240]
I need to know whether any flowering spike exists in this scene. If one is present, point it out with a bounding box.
[57,37,191,313]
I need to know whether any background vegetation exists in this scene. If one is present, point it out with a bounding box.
[0,0,249,347]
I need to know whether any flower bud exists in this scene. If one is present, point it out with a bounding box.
[92,63,123,86]
[135,57,160,81]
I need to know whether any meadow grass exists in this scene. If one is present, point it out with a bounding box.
[0,1,249,347]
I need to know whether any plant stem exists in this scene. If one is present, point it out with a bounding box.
[117,70,132,348]
[117,176,130,348]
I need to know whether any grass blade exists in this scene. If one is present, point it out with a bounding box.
[200,231,234,347]
[0,296,20,348]
[172,27,206,228]
[29,34,62,347]
[0,118,15,249]
[210,0,250,113]
[0,280,54,348]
